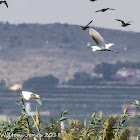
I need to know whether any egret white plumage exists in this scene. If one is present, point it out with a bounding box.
[88,28,119,53]
[21,91,42,105]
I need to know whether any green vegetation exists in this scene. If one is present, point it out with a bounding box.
[0,96,140,139]
[0,95,65,140]
[61,109,133,140]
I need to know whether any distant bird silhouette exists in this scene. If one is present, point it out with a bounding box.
[87,28,119,53]
[115,19,132,27]
[95,8,115,12]
[90,0,97,2]
[76,20,93,30]
[0,1,8,8]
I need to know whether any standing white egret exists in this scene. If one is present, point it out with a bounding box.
[88,28,119,53]
[21,91,42,105]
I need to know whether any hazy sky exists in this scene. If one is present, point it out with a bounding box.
[0,0,140,32]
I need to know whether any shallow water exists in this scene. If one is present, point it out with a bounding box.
[0,87,140,122]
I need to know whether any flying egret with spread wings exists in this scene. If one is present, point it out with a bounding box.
[87,28,119,53]
[21,91,42,105]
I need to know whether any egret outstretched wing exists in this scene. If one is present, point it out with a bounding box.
[89,28,105,47]
[35,99,42,105]
[105,43,114,49]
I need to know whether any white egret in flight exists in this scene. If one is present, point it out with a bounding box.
[88,28,119,53]
[21,91,42,105]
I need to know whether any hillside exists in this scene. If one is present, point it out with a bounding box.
[0,22,139,85]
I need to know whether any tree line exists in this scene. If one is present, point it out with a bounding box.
[1,61,140,92]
